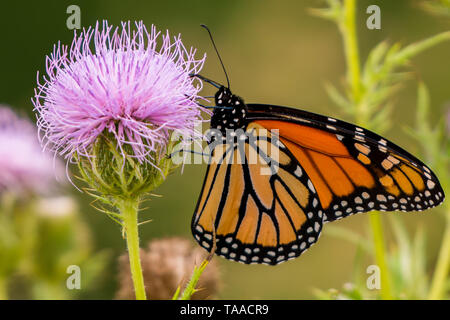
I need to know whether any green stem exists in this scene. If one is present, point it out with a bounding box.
[118,198,147,300]
[339,0,393,299]
[428,212,450,299]
[369,213,393,299]
[340,0,362,103]
[391,31,450,65]
[179,259,210,300]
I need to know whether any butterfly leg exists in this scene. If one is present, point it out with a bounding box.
[167,148,212,159]
[197,102,232,110]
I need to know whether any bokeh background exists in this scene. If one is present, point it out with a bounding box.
[0,0,449,299]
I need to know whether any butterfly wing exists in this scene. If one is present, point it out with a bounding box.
[246,104,445,222]
[192,123,324,265]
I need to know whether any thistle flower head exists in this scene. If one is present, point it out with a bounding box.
[33,21,206,164]
[33,21,207,198]
[0,106,58,195]
[116,237,220,300]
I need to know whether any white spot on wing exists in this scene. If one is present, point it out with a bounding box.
[355,135,365,142]
[308,180,316,193]
[314,222,320,232]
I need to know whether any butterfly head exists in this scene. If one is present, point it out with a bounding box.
[211,86,248,133]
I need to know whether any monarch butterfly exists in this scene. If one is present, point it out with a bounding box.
[190,27,445,266]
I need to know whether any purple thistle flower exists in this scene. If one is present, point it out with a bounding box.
[33,21,207,164]
[0,106,59,195]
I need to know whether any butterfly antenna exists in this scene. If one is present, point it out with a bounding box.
[201,24,231,89]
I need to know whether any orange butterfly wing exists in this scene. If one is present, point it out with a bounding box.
[247,104,444,222]
[192,123,323,265]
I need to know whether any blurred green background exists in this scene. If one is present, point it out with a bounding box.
[0,0,449,299]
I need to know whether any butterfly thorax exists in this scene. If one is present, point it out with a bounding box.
[211,86,248,134]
